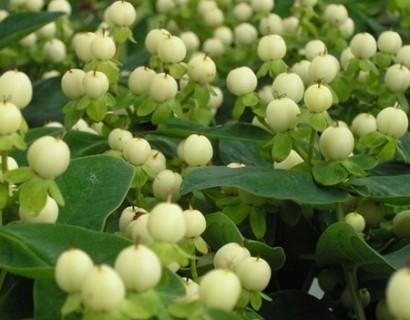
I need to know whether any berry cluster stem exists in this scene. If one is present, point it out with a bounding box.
[343,265,366,320]
[308,128,317,164]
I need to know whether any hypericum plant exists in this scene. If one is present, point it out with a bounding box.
[1,0,410,319]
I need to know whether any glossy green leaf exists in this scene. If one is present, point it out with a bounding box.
[202,212,244,250]
[218,140,271,167]
[137,98,157,117]
[182,166,348,205]
[63,130,109,158]
[19,176,48,213]
[56,155,134,230]
[5,167,35,184]
[232,98,246,120]
[383,244,410,269]
[194,84,211,106]
[315,222,394,273]
[350,174,410,205]
[86,99,107,122]
[0,12,64,49]
[378,140,397,160]
[271,132,292,162]
[360,131,388,148]
[222,203,249,225]
[249,207,266,239]
[204,308,244,320]
[157,118,271,142]
[312,162,349,186]
[242,92,259,107]
[0,223,131,280]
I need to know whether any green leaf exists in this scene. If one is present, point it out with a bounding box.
[312,162,349,186]
[244,240,285,271]
[0,182,8,209]
[308,112,331,132]
[242,92,259,107]
[0,12,64,49]
[76,96,92,110]
[33,279,67,320]
[132,165,149,187]
[86,98,107,122]
[152,103,172,124]
[329,76,351,103]
[182,167,348,205]
[19,176,49,214]
[194,84,211,106]
[378,140,397,160]
[341,158,367,177]
[350,174,410,205]
[218,140,271,167]
[360,131,388,148]
[61,293,82,316]
[168,301,202,319]
[63,130,109,158]
[63,101,84,130]
[56,155,134,230]
[250,292,263,310]
[204,308,244,320]
[169,63,187,79]
[383,244,410,269]
[222,203,250,225]
[345,154,379,171]
[267,59,288,78]
[47,180,65,206]
[157,118,272,142]
[202,212,244,249]
[359,59,379,75]
[193,236,209,254]
[4,167,35,184]
[271,132,292,162]
[232,98,246,120]
[249,207,266,239]
[315,222,394,272]
[121,297,154,319]
[137,98,157,117]
[0,223,131,279]
[256,62,270,78]
[373,52,392,69]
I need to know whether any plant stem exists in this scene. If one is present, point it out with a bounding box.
[0,269,7,292]
[1,151,8,174]
[337,202,345,222]
[190,256,198,283]
[308,128,317,165]
[343,265,366,320]
[135,187,143,207]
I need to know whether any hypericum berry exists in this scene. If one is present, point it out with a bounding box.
[108,128,133,151]
[350,32,377,59]
[175,278,199,303]
[127,214,153,244]
[258,85,274,104]
[144,150,166,176]
[213,26,234,46]
[291,60,312,86]
[19,196,59,223]
[257,34,286,62]
[128,66,156,96]
[90,31,116,61]
[386,267,410,319]
[213,242,251,270]
[19,33,37,47]
[304,39,326,61]
[319,124,354,160]
[147,201,186,243]
[377,30,402,54]
[0,156,18,181]
[339,17,355,39]
[36,22,57,39]
[182,134,213,166]
[376,106,408,139]
[344,212,366,233]
[0,70,33,109]
[384,64,410,92]
[114,245,162,292]
[118,205,148,233]
[81,264,126,311]
[236,256,272,292]
[323,4,348,27]
[144,28,170,55]
[179,31,200,52]
[122,137,151,165]
[375,299,394,320]
[25,0,44,12]
[74,32,96,62]
[0,100,22,135]
[396,45,410,68]
[259,13,283,35]
[341,287,371,309]
[105,1,136,27]
[27,136,70,179]
[55,248,94,293]
[274,150,304,170]
[47,0,71,16]
[234,22,258,47]
[308,53,340,84]
[187,54,216,84]
[83,71,109,99]
[391,210,410,239]
[157,35,186,64]
[152,169,182,202]
[282,16,300,34]
[251,0,274,12]
[226,66,257,96]
[265,97,300,133]
[233,3,253,22]
[61,69,85,100]
[202,37,224,57]
[350,113,377,137]
[206,86,224,110]
[43,38,66,63]
[198,269,241,310]
[271,72,305,103]
[183,206,207,238]
[149,72,178,102]
[303,83,333,113]
[201,7,224,27]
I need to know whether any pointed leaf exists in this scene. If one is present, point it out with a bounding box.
[19,176,48,213]
[312,162,349,186]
